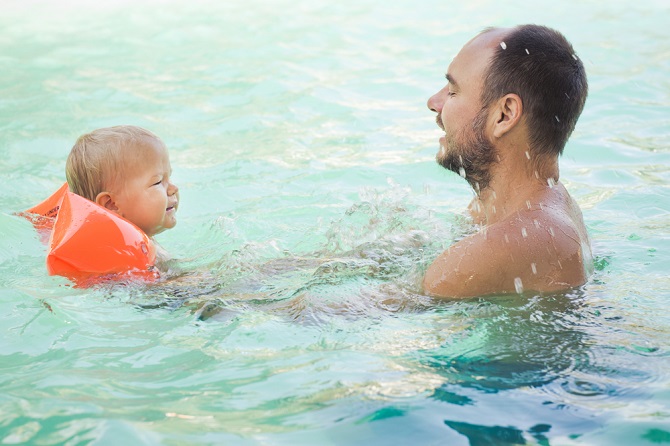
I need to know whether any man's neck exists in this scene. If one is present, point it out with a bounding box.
[469,154,560,225]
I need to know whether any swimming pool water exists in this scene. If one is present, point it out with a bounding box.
[1,0,669,444]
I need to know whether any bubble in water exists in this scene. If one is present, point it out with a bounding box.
[521,227,528,238]
[500,41,507,50]
[531,263,537,274]
[514,277,523,293]
[459,167,466,178]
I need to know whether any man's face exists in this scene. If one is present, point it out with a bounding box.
[427,30,503,191]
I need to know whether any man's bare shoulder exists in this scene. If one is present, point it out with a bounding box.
[423,204,590,299]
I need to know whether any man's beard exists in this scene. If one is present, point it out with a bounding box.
[436,109,496,193]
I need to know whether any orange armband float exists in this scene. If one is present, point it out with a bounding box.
[22,183,159,286]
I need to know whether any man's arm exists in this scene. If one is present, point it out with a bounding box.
[422,214,583,299]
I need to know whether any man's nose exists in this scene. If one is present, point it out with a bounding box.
[427,86,447,113]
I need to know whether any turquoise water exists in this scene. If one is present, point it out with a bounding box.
[1,0,669,444]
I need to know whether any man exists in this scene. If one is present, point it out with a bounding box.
[423,25,592,298]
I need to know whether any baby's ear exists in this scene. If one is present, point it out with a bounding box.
[95,192,119,212]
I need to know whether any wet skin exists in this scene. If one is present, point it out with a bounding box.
[423,28,592,298]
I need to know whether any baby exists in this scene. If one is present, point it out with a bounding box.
[65,125,179,262]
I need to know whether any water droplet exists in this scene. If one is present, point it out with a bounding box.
[549,227,555,237]
[555,115,560,122]
[565,92,570,99]
[492,205,496,214]
[531,263,537,274]
[492,191,497,199]
[547,178,555,188]
[525,151,531,160]
[459,155,463,164]
[539,203,544,210]
[525,48,530,54]
[474,181,480,192]
[514,277,524,293]
[572,54,578,60]
[504,234,510,243]
[500,41,507,50]
[526,200,532,210]
[521,227,528,238]
[533,219,540,229]
[459,167,466,178]
[534,171,540,179]
[557,260,563,269]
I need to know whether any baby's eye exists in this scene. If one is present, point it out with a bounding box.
[153,180,162,186]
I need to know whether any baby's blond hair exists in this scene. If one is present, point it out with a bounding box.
[66,125,161,201]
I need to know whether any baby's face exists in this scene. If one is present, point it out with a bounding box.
[113,138,179,236]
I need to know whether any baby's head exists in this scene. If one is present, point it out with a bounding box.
[66,125,179,237]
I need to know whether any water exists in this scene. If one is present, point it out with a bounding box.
[1,0,669,444]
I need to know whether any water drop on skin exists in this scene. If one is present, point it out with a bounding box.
[547,178,555,188]
[492,205,496,214]
[533,219,540,229]
[500,41,507,50]
[514,277,523,293]
[549,227,555,237]
[525,151,531,160]
[525,48,530,54]
[459,167,466,178]
[504,234,510,244]
[531,263,537,274]
[526,200,532,210]
[521,227,528,238]
[555,115,560,122]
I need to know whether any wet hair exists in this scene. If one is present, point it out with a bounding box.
[66,125,161,201]
[480,25,588,157]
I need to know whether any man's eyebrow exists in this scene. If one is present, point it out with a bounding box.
[445,73,458,88]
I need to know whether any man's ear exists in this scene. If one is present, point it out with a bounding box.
[492,93,523,138]
[95,192,119,212]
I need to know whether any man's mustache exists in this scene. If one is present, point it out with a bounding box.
[436,114,445,131]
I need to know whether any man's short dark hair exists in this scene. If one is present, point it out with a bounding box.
[481,25,588,157]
